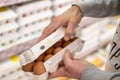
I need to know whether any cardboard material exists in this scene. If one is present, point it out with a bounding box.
[20,28,84,80]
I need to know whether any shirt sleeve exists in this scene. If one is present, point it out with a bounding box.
[72,0,120,17]
[81,64,120,80]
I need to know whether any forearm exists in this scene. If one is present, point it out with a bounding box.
[73,0,120,17]
[81,64,120,80]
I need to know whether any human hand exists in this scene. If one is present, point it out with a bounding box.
[48,50,90,80]
[37,6,83,42]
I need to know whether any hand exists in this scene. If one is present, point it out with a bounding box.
[37,6,83,42]
[48,50,90,79]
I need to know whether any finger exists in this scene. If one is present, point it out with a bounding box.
[37,17,65,43]
[36,24,59,43]
[63,50,73,68]
[64,19,77,41]
[48,67,66,79]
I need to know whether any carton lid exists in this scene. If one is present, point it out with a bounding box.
[20,28,65,65]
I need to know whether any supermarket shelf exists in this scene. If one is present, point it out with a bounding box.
[0,7,17,22]
[0,31,41,53]
[0,0,31,7]
[0,22,19,33]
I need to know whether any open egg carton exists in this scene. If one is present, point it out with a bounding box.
[11,0,54,43]
[53,0,74,16]
[20,28,84,80]
[0,7,20,52]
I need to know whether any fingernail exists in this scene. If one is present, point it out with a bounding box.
[64,36,69,41]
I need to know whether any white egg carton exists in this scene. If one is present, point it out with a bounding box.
[18,20,50,37]
[0,56,29,80]
[20,28,84,80]
[0,7,17,25]
[17,10,53,26]
[0,0,31,7]
[53,0,73,6]
[0,22,19,51]
[12,0,52,18]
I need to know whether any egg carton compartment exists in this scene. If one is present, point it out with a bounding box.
[0,0,31,7]
[53,0,73,6]
[17,10,53,26]
[0,28,19,40]
[18,20,50,35]
[0,22,19,34]
[0,56,29,80]
[53,0,73,9]
[0,39,36,61]
[12,0,52,18]
[20,28,84,80]
[54,5,71,16]
[0,7,17,26]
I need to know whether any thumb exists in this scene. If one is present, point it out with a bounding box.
[48,67,66,79]
[63,50,73,68]
[64,19,77,41]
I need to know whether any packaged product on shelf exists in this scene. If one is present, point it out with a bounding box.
[53,0,73,16]
[0,7,17,26]
[20,28,84,80]
[12,0,52,19]
[0,22,19,52]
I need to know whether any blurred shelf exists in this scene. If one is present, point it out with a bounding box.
[0,0,31,7]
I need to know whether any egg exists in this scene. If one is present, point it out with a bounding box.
[53,47,62,55]
[45,46,54,55]
[33,61,46,75]
[54,40,63,47]
[22,62,35,72]
[36,54,45,62]
[44,54,53,61]
[63,41,71,48]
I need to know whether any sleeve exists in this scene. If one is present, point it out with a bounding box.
[81,64,120,80]
[72,0,120,17]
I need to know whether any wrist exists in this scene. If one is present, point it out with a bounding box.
[72,5,83,17]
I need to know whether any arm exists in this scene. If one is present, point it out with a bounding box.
[48,50,120,80]
[81,64,120,80]
[73,0,120,17]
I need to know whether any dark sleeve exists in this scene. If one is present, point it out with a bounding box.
[81,64,120,80]
[73,0,120,17]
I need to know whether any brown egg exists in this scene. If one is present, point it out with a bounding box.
[62,38,66,42]
[45,46,54,55]
[53,47,62,55]
[63,41,71,48]
[36,54,45,62]
[54,40,63,47]
[22,62,35,72]
[33,61,46,75]
[44,54,53,61]
[70,37,78,42]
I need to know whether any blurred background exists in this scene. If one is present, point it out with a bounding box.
[0,0,120,80]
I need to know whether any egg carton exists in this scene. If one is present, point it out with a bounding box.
[20,28,84,80]
[53,0,73,16]
[0,0,31,7]
[0,56,29,80]
[18,20,50,37]
[12,0,52,19]
[0,22,19,51]
[17,10,53,26]
[0,7,17,26]
[53,0,73,9]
